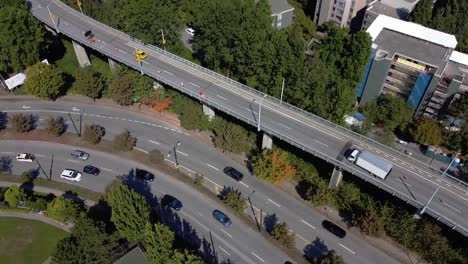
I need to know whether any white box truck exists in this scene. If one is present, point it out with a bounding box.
[347,149,393,180]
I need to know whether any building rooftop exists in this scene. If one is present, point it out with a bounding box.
[450,51,468,67]
[374,28,450,75]
[113,246,147,264]
[367,1,407,20]
[367,15,458,49]
[268,0,294,15]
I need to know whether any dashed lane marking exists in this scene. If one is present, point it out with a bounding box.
[267,199,281,208]
[189,82,200,88]
[149,140,160,145]
[164,70,174,76]
[134,147,149,154]
[176,150,189,157]
[66,159,79,163]
[207,163,220,171]
[239,181,249,188]
[101,167,112,172]
[218,246,231,256]
[339,243,356,255]
[220,229,232,238]
[279,123,291,130]
[300,219,316,230]
[250,252,264,263]
[217,94,229,101]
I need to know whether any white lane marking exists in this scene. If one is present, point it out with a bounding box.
[313,139,328,147]
[279,123,291,130]
[339,243,356,255]
[218,246,231,256]
[220,228,232,238]
[134,147,149,154]
[67,159,79,163]
[217,94,229,101]
[101,167,112,172]
[170,129,176,132]
[22,105,31,109]
[184,133,190,136]
[207,163,220,171]
[176,150,189,157]
[267,198,281,208]
[0,151,14,154]
[239,181,249,188]
[120,118,126,121]
[149,140,160,145]
[441,201,462,214]
[119,50,128,54]
[164,127,170,130]
[164,70,174,76]
[35,154,47,157]
[72,107,80,111]
[189,82,200,88]
[300,219,316,230]
[250,252,265,262]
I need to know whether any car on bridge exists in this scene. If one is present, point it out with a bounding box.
[16,153,35,162]
[133,50,147,59]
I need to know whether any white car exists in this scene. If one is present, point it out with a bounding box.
[397,139,408,145]
[185,27,195,36]
[60,169,82,182]
[16,153,35,162]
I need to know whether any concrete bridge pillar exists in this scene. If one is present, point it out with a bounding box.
[328,167,343,189]
[72,40,91,68]
[108,58,120,73]
[261,133,273,150]
[202,104,215,121]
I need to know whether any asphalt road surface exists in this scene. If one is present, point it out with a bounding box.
[27,0,468,236]
[1,100,407,263]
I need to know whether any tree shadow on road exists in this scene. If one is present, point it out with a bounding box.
[264,213,279,234]
[0,156,12,174]
[303,237,330,261]
[0,112,7,129]
[122,169,158,207]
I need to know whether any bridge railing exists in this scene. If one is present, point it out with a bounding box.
[51,0,467,190]
[35,1,468,236]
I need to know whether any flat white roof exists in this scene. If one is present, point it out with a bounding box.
[366,15,457,49]
[5,73,26,90]
[450,51,468,66]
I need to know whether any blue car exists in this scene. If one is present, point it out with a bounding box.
[161,195,183,211]
[212,209,232,227]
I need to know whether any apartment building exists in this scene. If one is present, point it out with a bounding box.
[361,0,419,31]
[357,15,468,118]
[269,0,295,29]
[314,0,368,30]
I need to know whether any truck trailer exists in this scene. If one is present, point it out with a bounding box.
[347,149,393,180]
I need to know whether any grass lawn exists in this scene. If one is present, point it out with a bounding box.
[0,217,67,264]
[54,38,80,77]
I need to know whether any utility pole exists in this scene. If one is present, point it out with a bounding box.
[257,94,267,132]
[280,78,285,104]
[47,4,60,33]
[419,185,440,215]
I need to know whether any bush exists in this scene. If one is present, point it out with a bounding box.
[47,196,81,222]
[83,124,105,144]
[219,187,246,215]
[4,185,27,207]
[26,198,48,212]
[47,116,66,136]
[9,113,33,133]
[270,222,295,249]
[148,149,164,165]
[20,170,35,183]
[112,130,137,151]
[194,175,205,186]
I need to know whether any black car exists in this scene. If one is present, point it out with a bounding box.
[223,167,244,181]
[322,220,346,238]
[135,169,155,182]
[83,165,100,176]
[161,195,183,211]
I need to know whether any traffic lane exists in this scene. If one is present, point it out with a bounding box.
[151,175,290,264]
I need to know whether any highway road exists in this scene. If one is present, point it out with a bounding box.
[1,100,409,263]
[0,140,293,264]
[27,0,468,236]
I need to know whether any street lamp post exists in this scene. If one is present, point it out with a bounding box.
[167,141,181,175]
[47,4,60,33]
[160,29,166,51]
[259,202,269,230]
[257,94,267,132]
[77,1,83,14]
[280,78,285,104]
[442,152,460,178]
[419,185,441,215]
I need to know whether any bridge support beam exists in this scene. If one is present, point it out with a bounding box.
[328,167,343,189]
[261,133,273,150]
[202,104,215,121]
[72,40,91,68]
[108,58,120,73]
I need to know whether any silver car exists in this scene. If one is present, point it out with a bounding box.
[71,150,89,161]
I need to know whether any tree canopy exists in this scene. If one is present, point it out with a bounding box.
[0,1,49,73]
[74,66,105,99]
[144,222,174,264]
[409,117,442,146]
[23,63,65,100]
[361,94,413,132]
[252,149,296,184]
[447,92,468,120]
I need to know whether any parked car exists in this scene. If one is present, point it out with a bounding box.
[223,167,244,181]
[71,150,89,161]
[83,165,100,176]
[16,153,35,162]
[161,195,183,211]
[322,220,346,238]
[397,139,408,145]
[135,169,155,182]
[60,169,82,182]
[185,27,195,36]
[212,209,232,227]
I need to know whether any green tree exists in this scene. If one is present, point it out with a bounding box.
[170,250,205,264]
[47,196,81,222]
[361,95,413,132]
[0,1,49,73]
[74,66,105,100]
[252,149,296,184]
[314,250,344,264]
[270,222,295,249]
[4,185,26,207]
[409,117,442,145]
[356,207,385,237]
[23,63,64,99]
[52,217,118,264]
[447,92,468,119]
[112,130,137,151]
[47,116,66,136]
[409,0,433,26]
[83,124,105,144]
[211,118,255,154]
[219,187,246,215]
[106,182,149,241]
[430,0,468,53]
[9,113,33,133]
[128,71,155,102]
[144,222,174,264]
[110,74,133,106]
[178,101,210,131]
